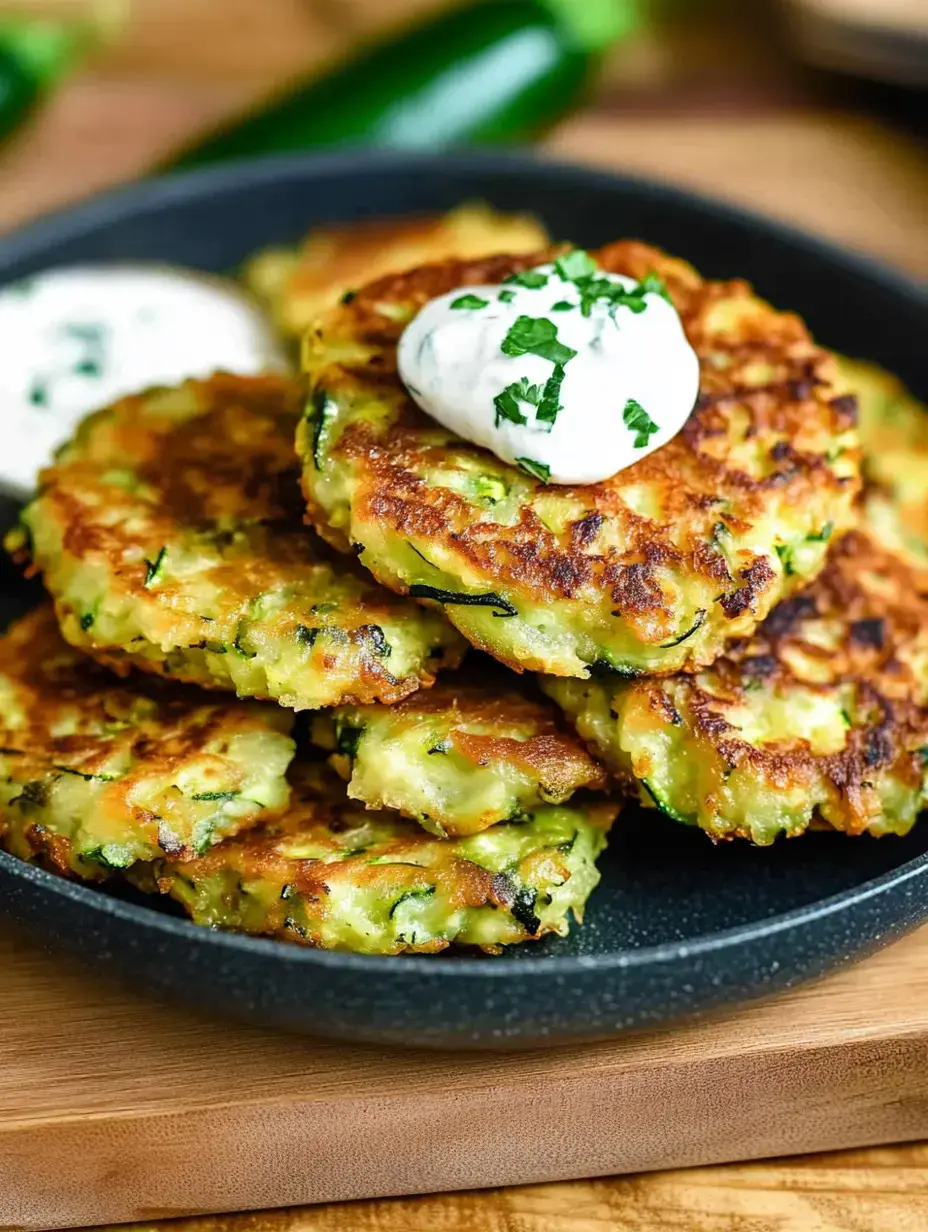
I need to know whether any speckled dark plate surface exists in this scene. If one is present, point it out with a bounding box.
[1,150,927,1050]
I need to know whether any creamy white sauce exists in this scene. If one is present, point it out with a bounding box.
[397,258,700,485]
[0,264,290,498]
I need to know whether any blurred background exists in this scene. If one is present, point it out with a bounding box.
[0,0,925,273]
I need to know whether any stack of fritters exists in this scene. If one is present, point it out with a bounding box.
[3,206,925,958]
[4,358,613,953]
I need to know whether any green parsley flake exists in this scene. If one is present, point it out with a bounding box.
[554,250,597,282]
[498,289,516,303]
[450,294,489,310]
[637,272,673,304]
[504,269,548,290]
[623,399,659,449]
[536,363,567,427]
[550,250,671,319]
[516,457,551,483]
[494,376,542,427]
[500,316,576,367]
[552,300,574,311]
[497,317,577,430]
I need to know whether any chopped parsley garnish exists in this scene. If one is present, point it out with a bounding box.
[493,388,527,426]
[516,457,551,483]
[623,399,659,449]
[551,248,671,318]
[503,269,548,289]
[28,382,48,407]
[552,300,574,311]
[64,322,107,381]
[637,271,673,303]
[535,363,567,427]
[497,317,577,430]
[493,376,542,427]
[450,294,489,310]
[500,316,576,366]
[555,249,597,282]
[498,289,516,303]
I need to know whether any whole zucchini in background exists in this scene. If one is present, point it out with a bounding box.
[0,18,86,148]
[167,0,641,169]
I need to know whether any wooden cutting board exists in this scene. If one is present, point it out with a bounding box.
[4,920,928,1231]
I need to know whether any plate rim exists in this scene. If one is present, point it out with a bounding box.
[1,840,924,979]
[0,146,925,302]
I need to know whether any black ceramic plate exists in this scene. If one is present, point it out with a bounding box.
[1,151,926,1050]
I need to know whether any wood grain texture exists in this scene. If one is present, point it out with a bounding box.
[2,3,928,1231]
[3,922,928,1228]
[92,1143,928,1232]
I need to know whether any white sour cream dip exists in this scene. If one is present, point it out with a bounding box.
[0,264,291,498]
[397,256,700,485]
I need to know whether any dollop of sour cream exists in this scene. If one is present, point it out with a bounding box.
[0,265,291,498]
[397,253,700,485]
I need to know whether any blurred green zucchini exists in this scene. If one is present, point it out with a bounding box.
[0,19,86,148]
[167,0,641,169]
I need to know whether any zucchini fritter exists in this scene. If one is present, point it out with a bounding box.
[143,762,617,955]
[0,607,295,878]
[299,242,860,678]
[310,673,606,837]
[8,374,465,709]
[243,202,548,343]
[545,528,928,844]
[837,357,928,578]
[544,364,928,844]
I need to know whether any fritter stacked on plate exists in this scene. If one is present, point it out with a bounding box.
[4,205,926,958]
[298,241,859,677]
[9,373,464,709]
[544,361,928,844]
[0,606,295,878]
[243,202,548,344]
[2,236,617,951]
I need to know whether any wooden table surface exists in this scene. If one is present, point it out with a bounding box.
[3,3,928,1230]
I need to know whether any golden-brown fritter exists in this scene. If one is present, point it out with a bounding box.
[837,356,928,580]
[299,242,861,678]
[141,761,617,954]
[0,606,295,878]
[7,374,465,710]
[243,202,548,342]
[310,670,606,837]
[546,527,928,845]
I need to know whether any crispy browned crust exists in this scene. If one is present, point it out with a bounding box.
[243,204,549,339]
[0,606,293,872]
[302,241,860,674]
[182,765,516,919]
[157,760,616,954]
[13,374,465,708]
[615,529,928,838]
[385,680,607,793]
